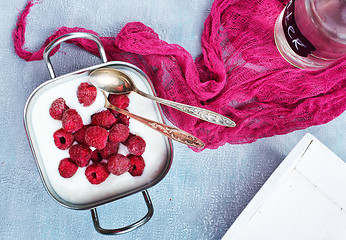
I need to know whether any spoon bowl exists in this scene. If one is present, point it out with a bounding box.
[90,68,134,94]
[89,68,236,127]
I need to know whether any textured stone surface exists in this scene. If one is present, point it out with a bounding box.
[0,0,345,239]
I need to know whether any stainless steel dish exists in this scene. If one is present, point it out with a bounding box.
[24,33,173,235]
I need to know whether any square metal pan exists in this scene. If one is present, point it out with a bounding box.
[23,33,173,234]
[24,61,173,209]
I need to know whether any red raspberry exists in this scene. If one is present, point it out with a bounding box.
[90,149,102,163]
[58,158,78,178]
[124,133,134,143]
[118,113,130,126]
[99,141,119,159]
[108,94,129,109]
[49,97,69,120]
[107,154,131,176]
[126,135,146,156]
[109,123,130,143]
[128,155,145,176]
[91,110,117,129]
[77,82,97,107]
[68,144,91,167]
[61,109,83,133]
[122,133,134,147]
[74,125,90,145]
[110,111,130,126]
[85,163,110,184]
[85,126,109,149]
[53,128,74,150]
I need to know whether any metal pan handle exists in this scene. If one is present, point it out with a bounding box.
[91,190,154,235]
[43,32,107,79]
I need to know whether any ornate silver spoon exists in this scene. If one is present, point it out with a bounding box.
[99,91,205,148]
[89,68,236,127]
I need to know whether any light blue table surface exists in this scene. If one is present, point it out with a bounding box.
[0,1,345,239]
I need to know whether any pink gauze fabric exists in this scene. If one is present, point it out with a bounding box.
[13,0,346,151]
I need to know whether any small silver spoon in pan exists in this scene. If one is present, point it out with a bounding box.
[89,68,236,127]
[96,91,205,148]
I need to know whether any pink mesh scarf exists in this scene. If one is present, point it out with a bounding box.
[13,0,346,151]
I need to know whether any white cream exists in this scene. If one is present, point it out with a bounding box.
[29,68,169,205]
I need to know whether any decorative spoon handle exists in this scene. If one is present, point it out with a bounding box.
[136,90,236,127]
[102,92,205,148]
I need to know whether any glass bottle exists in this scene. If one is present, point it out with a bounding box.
[274,0,346,70]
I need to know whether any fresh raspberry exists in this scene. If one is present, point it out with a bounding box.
[68,144,91,167]
[77,82,97,107]
[108,94,129,109]
[99,141,119,159]
[118,113,130,126]
[107,154,131,176]
[122,133,134,147]
[49,97,69,120]
[90,149,102,163]
[85,126,109,149]
[58,158,78,178]
[74,125,90,145]
[109,123,130,143]
[61,109,83,133]
[53,128,74,150]
[126,135,146,156]
[128,155,145,176]
[124,133,134,143]
[91,110,117,129]
[85,163,110,184]
[110,111,130,126]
